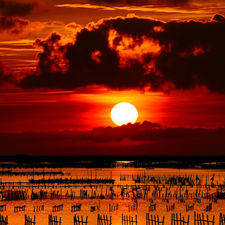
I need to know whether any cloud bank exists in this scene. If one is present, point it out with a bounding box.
[0,0,47,17]
[0,14,223,94]
[1,121,224,156]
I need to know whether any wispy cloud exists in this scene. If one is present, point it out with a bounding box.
[0,0,47,17]
[0,39,36,45]
[0,47,39,52]
[54,2,225,18]
[55,4,115,11]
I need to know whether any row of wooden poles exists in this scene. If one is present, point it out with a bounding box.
[0,200,215,214]
[1,183,225,191]
[0,198,217,214]
[1,175,225,190]
[120,173,220,180]
[1,212,225,225]
[0,201,124,213]
[1,179,222,200]
[119,173,225,183]
[0,214,61,225]
[0,170,65,176]
[0,185,222,202]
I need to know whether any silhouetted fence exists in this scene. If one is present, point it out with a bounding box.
[194,212,215,225]
[25,215,36,225]
[50,190,62,199]
[0,170,65,176]
[171,213,189,225]
[52,204,63,212]
[2,211,225,225]
[90,200,100,212]
[122,214,137,225]
[109,203,118,212]
[186,203,194,212]
[1,190,27,200]
[29,178,115,185]
[0,214,8,225]
[148,204,156,211]
[162,198,169,203]
[203,203,212,211]
[1,182,224,203]
[73,215,88,225]
[193,198,201,203]
[146,213,164,225]
[97,214,112,225]
[219,213,225,225]
[80,189,87,199]
[166,203,175,211]
[49,215,61,225]
[71,204,82,212]
[128,203,137,212]
[14,205,25,212]
[34,205,44,212]
[66,189,75,199]
[0,205,6,212]
[178,197,185,203]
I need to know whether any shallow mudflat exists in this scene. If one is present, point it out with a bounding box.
[0,167,225,225]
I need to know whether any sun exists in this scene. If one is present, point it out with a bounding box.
[111,102,138,126]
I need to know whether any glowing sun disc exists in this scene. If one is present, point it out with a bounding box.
[111,102,138,126]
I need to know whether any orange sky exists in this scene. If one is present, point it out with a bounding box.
[0,0,225,130]
[1,85,225,132]
[1,0,225,155]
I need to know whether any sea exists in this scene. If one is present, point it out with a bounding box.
[0,167,225,225]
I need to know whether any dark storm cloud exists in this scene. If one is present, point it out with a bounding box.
[89,0,189,6]
[154,14,225,93]
[0,62,14,86]
[0,122,225,156]
[19,30,149,90]
[0,0,47,17]
[17,14,225,93]
[0,16,28,34]
[0,74,14,85]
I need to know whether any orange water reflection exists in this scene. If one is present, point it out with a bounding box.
[0,168,225,225]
